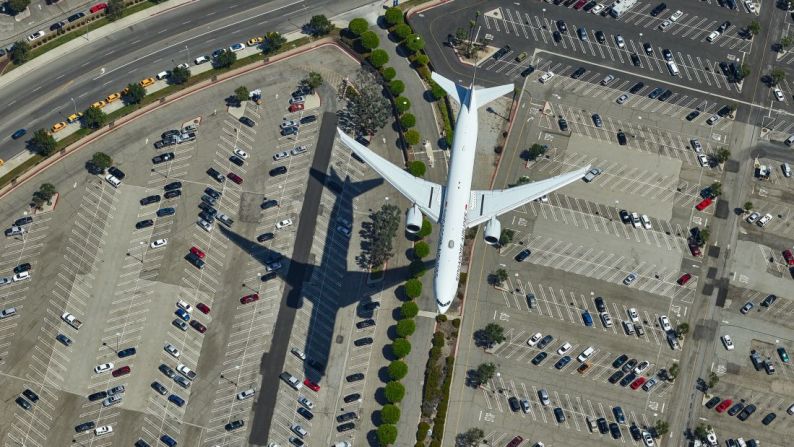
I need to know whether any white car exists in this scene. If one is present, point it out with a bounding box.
[526,332,543,347]
[289,96,305,104]
[633,360,650,375]
[538,72,555,83]
[273,151,290,161]
[94,363,114,374]
[234,147,249,159]
[194,55,210,65]
[276,219,293,229]
[623,272,637,285]
[164,343,180,358]
[176,364,196,380]
[774,87,785,102]
[690,138,702,153]
[27,30,45,42]
[237,389,255,400]
[298,395,314,409]
[744,0,756,14]
[281,120,300,129]
[659,315,672,332]
[557,342,572,356]
[706,30,720,42]
[642,431,656,446]
[94,425,113,436]
[229,42,245,52]
[631,212,642,228]
[658,20,672,30]
[176,63,190,70]
[627,308,640,323]
[698,154,709,167]
[746,212,760,224]
[640,214,652,230]
[591,4,604,14]
[176,300,193,313]
[615,34,625,48]
[150,239,168,249]
[669,10,683,21]
[758,213,773,227]
[600,312,613,327]
[721,335,735,350]
[198,219,213,232]
[291,347,306,360]
[12,271,30,282]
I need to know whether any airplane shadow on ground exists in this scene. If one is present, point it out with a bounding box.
[219,163,435,443]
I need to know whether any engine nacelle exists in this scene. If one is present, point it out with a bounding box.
[405,205,422,234]
[484,217,501,245]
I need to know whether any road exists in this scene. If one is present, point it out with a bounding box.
[0,0,371,160]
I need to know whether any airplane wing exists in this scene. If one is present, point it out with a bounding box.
[466,165,592,228]
[336,129,444,222]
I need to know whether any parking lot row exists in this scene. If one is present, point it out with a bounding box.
[728,289,794,330]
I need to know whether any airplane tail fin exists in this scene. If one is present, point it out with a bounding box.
[431,72,467,105]
[472,83,514,110]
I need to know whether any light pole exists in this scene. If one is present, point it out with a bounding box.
[115,332,121,352]
[184,45,190,65]
[542,9,546,29]
[70,97,77,115]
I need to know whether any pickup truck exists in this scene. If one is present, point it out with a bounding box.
[750,350,763,371]
[61,312,82,329]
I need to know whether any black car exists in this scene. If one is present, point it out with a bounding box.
[151,381,168,395]
[619,372,637,386]
[346,373,364,382]
[761,412,776,425]
[199,209,215,221]
[737,404,756,421]
[761,294,777,307]
[597,417,609,434]
[508,396,521,412]
[50,21,65,31]
[613,356,629,369]
[718,21,731,33]
[718,62,730,76]
[493,45,511,60]
[619,210,631,224]
[552,31,562,42]
[140,195,161,206]
[571,67,586,79]
[207,168,225,183]
[202,187,220,199]
[727,402,745,416]
[152,153,175,164]
[157,207,175,217]
[161,130,180,139]
[629,82,645,94]
[643,42,654,55]
[239,116,256,127]
[261,199,278,209]
[74,421,96,433]
[617,131,627,145]
[337,422,355,432]
[354,337,373,346]
[356,319,375,329]
[261,272,277,282]
[198,203,216,215]
[164,181,182,191]
[343,393,361,403]
[159,364,176,378]
[622,358,638,373]
[67,12,86,22]
[337,411,357,422]
[531,352,548,365]
[554,355,572,369]
[270,166,288,176]
[583,0,597,11]
[556,20,568,33]
[22,389,39,403]
[257,232,274,242]
[520,65,536,77]
[297,407,314,420]
[704,396,721,409]
[554,407,565,422]
[594,296,606,312]
[118,347,137,358]
[300,115,317,124]
[630,53,641,66]
[648,87,664,99]
[607,370,625,384]
[229,155,244,166]
[592,114,603,127]
[658,89,673,101]
[685,110,700,121]
[650,2,667,16]
[135,219,154,229]
[186,252,205,269]
[281,126,299,136]
[558,117,568,131]
[514,249,531,262]
[593,30,605,43]
[88,391,108,401]
[629,424,642,440]
[537,334,554,349]
[609,422,622,439]
[225,420,245,431]
[108,167,125,180]
[662,48,672,61]
[56,333,72,346]
[14,263,31,273]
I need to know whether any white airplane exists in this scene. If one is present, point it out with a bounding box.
[336,72,590,314]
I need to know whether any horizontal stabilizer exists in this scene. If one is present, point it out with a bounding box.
[431,71,467,105]
[473,83,514,109]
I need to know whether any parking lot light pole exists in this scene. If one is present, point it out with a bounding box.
[70,97,77,115]
[116,332,121,352]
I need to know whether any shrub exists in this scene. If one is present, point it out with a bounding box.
[388,360,408,380]
[404,130,421,146]
[381,404,401,424]
[348,17,369,36]
[400,113,417,129]
[414,53,430,66]
[396,319,416,337]
[417,64,431,80]
[369,49,389,68]
[394,23,412,40]
[171,65,190,84]
[409,259,426,277]
[417,218,432,238]
[404,278,422,298]
[395,96,411,113]
[401,301,419,318]
[384,7,404,26]
[360,30,380,51]
[391,338,412,358]
[389,80,405,96]
[384,381,405,403]
[405,34,426,53]
[413,240,430,257]
[376,424,398,446]
[408,160,426,177]
[429,80,447,100]
[452,318,461,329]
[382,66,397,81]
[436,314,448,323]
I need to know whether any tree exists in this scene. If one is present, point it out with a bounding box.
[215,49,236,68]
[263,32,287,54]
[781,35,793,51]
[699,227,710,247]
[376,424,398,446]
[716,147,731,163]
[106,0,124,21]
[82,106,107,129]
[7,0,30,14]
[394,23,412,40]
[381,404,401,424]
[401,301,419,319]
[308,14,332,36]
[34,183,57,207]
[234,86,250,104]
[708,372,719,388]
[695,424,711,440]
[369,48,389,67]
[668,363,679,380]
[494,268,508,285]
[771,68,786,86]
[523,143,547,161]
[384,7,404,26]
[408,160,425,177]
[413,240,430,258]
[389,80,405,96]
[391,338,411,358]
[301,72,323,91]
[748,20,761,36]
[384,381,405,403]
[339,71,391,139]
[404,130,420,146]
[456,428,485,447]
[675,322,689,339]
[710,182,723,197]
[366,203,401,267]
[388,360,408,380]
[404,34,426,53]
[478,323,505,347]
[30,129,57,156]
[499,228,515,246]
[739,63,751,80]
[171,65,190,85]
[123,83,146,105]
[654,420,669,437]
[395,96,410,113]
[743,201,753,212]
[400,113,417,129]
[91,152,112,172]
[417,218,432,238]
[405,278,422,298]
[382,67,396,81]
[360,30,380,51]
[396,319,416,337]
[348,17,369,36]
[473,362,497,386]
[9,40,30,65]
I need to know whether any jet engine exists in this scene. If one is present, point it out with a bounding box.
[405,205,422,233]
[484,217,501,245]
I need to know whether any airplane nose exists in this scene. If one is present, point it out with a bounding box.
[434,284,454,314]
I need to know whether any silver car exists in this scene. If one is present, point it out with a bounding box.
[623,272,638,285]
[616,94,629,104]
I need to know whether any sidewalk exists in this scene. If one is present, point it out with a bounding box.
[0,0,94,46]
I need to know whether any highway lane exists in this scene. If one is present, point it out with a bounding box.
[0,0,371,160]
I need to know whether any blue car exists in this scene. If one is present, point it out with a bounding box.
[11,129,26,140]
[160,434,177,446]
[156,207,175,217]
[168,394,185,407]
[175,308,190,321]
[554,355,572,369]
[582,310,594,327]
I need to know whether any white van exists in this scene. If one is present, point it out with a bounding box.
[667,61,680,76]
[194,55,210,65]
[577,346,595,362]
[622,320,635,335]
[0,307,17,319]
[786,134,794,146]
[156,70,169,80]
[783,163,792,177]
[706,31,720,42]
[105,174,121,188]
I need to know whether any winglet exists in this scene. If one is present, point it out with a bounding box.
[431,72,467,106]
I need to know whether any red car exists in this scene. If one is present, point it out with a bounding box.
[89,2,107,13]
[573,0,588,9]
[196,303,210,314]
[506,436,524,447]
[240,294,259,304]
[629,377,646,390]
[303,378,320,392]
[688,243,702,257]
[227,172,243,184]
[288,103,305,112]
[715,399,733,413]
[189,320,207,333]
[190,246,205,259]
[695,197,713,211]
[112,366,131,377]
[783,249,794,266]
[677,273,692,285]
